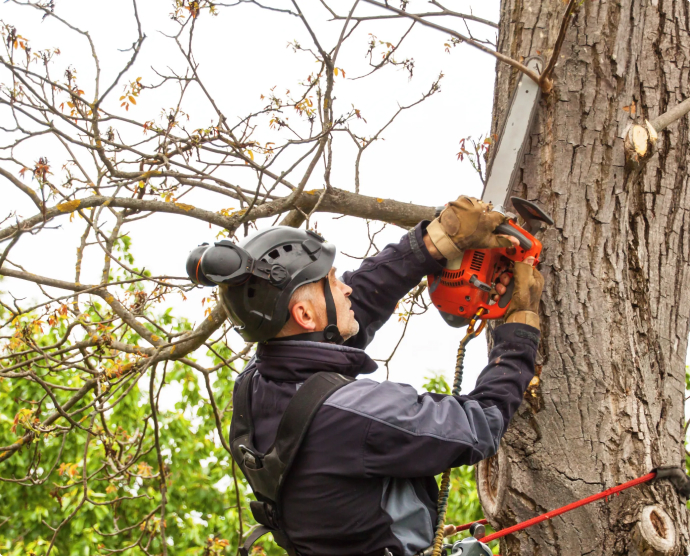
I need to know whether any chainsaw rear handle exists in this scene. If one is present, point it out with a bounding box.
[494,222,532,250]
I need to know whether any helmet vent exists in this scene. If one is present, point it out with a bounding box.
[283,245,293,253]
[269,249,280,260]
[247,287,256,298]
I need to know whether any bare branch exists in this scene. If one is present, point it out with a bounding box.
[361,0,541,86]
[540,0,578,91]
[651,96,690,132]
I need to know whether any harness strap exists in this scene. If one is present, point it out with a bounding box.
[278,278,345,344]
[231,369,254,439]
[239,526,297,556]
[271,371,352,479]
[230,368,354,554]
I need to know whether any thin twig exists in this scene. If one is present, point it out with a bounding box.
[361,0,541,86]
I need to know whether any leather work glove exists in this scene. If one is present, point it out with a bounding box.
[504,260,544,330]
[426,196,513,260]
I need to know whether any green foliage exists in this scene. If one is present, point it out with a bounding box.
[0,234,276,555]
[423,372,451,395]
[684,365,690,500]
[0,309,258,555]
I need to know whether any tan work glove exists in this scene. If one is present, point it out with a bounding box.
[426,196,513,260]
[504,261,544,330]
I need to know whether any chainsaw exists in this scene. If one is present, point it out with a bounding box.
[428,197,552,327]
[428,56,553,327]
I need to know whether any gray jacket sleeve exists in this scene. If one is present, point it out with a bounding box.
[323,323,539,477]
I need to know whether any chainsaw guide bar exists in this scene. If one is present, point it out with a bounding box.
[482,56,543,208]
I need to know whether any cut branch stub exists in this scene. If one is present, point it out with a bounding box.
[630,505,676,555]
[624,120,659,166]
[476,446,509,521]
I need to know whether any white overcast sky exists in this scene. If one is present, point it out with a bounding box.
[4,1,686,403]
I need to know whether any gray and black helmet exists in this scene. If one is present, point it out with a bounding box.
[186,226,342,343]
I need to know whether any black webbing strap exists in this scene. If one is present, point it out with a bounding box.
[239,526,271,556]
[239,526,297,556]
[231,369,354,555]
[272,371,352,488]
[654,466,690,497]
[230,369,254,440]
[279,278,345,344]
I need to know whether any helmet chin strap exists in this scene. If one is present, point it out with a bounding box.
[277,278,345,344]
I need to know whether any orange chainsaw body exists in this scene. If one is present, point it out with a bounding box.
[428,198,552,328]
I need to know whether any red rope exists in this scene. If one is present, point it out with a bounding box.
[453,472,657,544]
[480,472,656,543]
[454,519,487,532]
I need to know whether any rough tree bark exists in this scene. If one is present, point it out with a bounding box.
[476,1,690,555]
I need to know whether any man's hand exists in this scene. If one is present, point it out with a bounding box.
[492,272,512,301]
[443,524,458,537]
[426,196,517,261]
[504,257,543,330]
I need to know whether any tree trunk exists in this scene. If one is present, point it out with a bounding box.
[476,1,690,554]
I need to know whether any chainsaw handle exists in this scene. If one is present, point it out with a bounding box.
[497,277,514,309]
[495,223,533,250]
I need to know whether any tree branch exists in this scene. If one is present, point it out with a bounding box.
[361,0,541,85]
[0,190,435,243]
[539,0,578,91]
[651,96,690,132]
[0,166,44,210]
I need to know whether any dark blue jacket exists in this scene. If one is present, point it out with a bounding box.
[232,223,539,556]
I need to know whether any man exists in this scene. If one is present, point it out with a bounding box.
[187,197,542,556]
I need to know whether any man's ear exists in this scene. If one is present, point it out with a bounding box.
[290,301,317,331]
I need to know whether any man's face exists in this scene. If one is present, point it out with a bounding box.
[281,267,360,341]
[326,268,360,341]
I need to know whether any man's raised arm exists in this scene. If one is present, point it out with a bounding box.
[343,196,518,349]
[342,221,444,349]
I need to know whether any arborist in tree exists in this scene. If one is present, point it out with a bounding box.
[186,196,543,556]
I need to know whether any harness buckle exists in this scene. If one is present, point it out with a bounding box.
[239,444,263,470]
[250,500,280,530]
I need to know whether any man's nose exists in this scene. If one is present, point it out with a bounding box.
[340,281,352,297]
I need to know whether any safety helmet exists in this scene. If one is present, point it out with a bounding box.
[186,227,343,343]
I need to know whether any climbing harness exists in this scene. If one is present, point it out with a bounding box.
[230,369,354,556]
[429,309,487,556]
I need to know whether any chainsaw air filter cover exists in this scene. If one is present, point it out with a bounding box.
[428,249,508,328]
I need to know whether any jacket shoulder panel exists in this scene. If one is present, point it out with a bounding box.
[324,379,502,451]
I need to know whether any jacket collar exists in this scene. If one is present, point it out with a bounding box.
[254,340,378,382]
